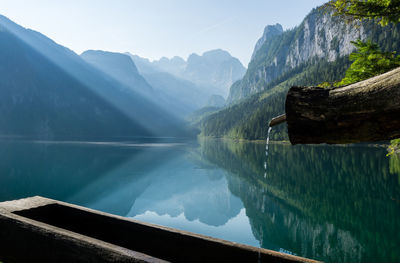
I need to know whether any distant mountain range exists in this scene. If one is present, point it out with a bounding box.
[0,13,247,139]
[126,53,211,116]
[128,49,246,99]
[0,15,186,139]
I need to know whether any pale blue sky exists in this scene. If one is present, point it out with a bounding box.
[0,0,327,66]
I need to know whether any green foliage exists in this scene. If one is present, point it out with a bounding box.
[329,1,400,151]
[201,57,351,140]
[186,106,220,126]
[388,138,400,155]
[327,0,400,26]
[335,40,400,153]
[389,151,400,175]
[337,39,400,85]
[319,81,335,88]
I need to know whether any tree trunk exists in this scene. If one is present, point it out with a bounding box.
[285,67,400,144]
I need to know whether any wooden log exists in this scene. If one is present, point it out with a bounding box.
[285,67,400,144]
[269,114,286,127]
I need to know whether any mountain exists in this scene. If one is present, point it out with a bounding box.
[83,51,231,118]
[81,50,153,98]
[0,14,186,139]
[129,50,246,99]
[82,50,196,118]
[227,8,400,103]
[142,71,210,115]
[126,53,210,116]
[201,7,400,140]
[124,54,158,74]
[250,24,283,61]
[126,150,243,227]
[184,49,246,98]
[153,56,187,76]
[206,95,225,108]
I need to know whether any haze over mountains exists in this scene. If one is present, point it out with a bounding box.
[128,50,246,99]
[4,2,399,142]
[81,49,243,118]
[0,13,246,139]
[0,15,155,139]
[80,50,154,99]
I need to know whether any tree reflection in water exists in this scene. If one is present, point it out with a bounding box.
[199,138,400,263]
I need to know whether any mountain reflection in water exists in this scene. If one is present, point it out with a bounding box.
[0,138,399,263]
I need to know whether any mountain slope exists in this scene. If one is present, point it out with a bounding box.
[0,14,186,139]
[126,53,211,116]
[202,7,400,140]
[250,24,283,61]
[142,71,210,113]
[227,8,400,103]
[201,57,351,140]
[81,50,153,98]
[0,27,147,139]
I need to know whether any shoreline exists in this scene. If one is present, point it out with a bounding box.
[198,135,390,148]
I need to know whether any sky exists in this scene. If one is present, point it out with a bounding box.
[0,0,327,66]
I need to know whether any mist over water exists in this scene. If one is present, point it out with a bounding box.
[0,138,399,263]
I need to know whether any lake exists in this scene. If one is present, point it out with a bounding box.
[0,137,399,263]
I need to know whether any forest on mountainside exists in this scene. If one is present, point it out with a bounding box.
[200,7,400,141]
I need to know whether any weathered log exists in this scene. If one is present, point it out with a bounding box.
[269,114,287,127]
[285,67,400,144]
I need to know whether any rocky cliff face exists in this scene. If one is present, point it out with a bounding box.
[227,8,369,103]
[251,23,283,61]
[285,10,365,68]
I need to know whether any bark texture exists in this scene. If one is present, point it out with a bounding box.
[269,114,287,127]
[285,67,400,144]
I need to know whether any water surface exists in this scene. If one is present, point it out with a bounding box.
[0,138,399,263]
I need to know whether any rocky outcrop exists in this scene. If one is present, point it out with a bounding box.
[251,24,283,61]
[227,8,387,103]
[284,10,364,68]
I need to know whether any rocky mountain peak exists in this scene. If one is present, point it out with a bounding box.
[82,50,140,75]
[227,8,378,103]
[251,23,283,61]
[202,49,232,62]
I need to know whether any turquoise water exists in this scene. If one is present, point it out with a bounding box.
[0,138,399,262]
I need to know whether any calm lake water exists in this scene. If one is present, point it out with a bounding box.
[0,138,399,263]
